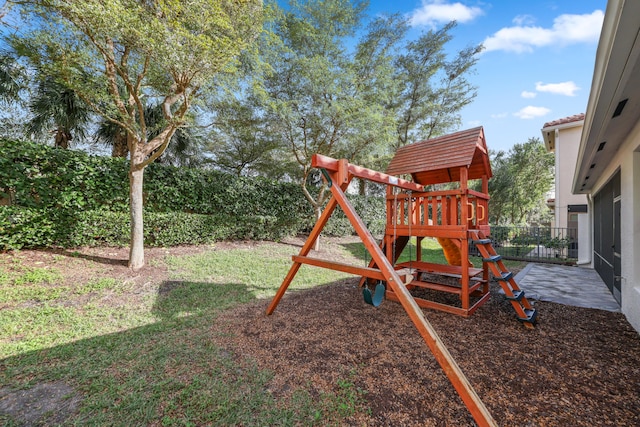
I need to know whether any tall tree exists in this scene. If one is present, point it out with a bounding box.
[0,51,23,103]
[488,138,554,225]
[209,94,280,176]
[393,22,482,149]
[0,50,29,139]
[259,0,400,233]
[10,0,263,269]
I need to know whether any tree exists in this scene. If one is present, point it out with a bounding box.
[95,103,207,167]
[393,22,482,149]
[259,0,400,238]
[94,114,128,157]
[209,94,280,176]
[488,138,554,225]
[0,50,30,139]
[26,76,92,148]
[10,0,263,269]
[0,51,23,103]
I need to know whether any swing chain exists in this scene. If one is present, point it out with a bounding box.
[392,188,398,265]
[408,189,413,274]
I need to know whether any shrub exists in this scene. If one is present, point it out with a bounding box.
[0,139,387,249]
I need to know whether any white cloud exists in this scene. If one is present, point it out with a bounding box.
[521,91,537,99]
[491,112,508,119]
[514,106,551,119]
[410,0,484,27]
[512,14,535,26]
[535,81,580,96]
[483,10,604,53]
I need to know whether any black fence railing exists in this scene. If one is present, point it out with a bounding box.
[470,226,578,264]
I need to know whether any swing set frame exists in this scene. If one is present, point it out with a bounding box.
[266,153,498,427]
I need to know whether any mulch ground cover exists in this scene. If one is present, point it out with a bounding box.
[215,277,640,426]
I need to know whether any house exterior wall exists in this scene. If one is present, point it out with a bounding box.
[589,121,640,332]
[554,126,589,228]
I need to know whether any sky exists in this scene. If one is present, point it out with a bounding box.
[3,1,606,155]
[367,0,607,153]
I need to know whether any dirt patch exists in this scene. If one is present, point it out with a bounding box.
[0,382,81,426]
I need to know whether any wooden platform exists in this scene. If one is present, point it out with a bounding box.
[390,260,490,316]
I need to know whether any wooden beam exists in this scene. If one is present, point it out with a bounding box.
[312,154,424,192]
[293,256,386,281]
[294,256,415,284]
[395,261,484,277]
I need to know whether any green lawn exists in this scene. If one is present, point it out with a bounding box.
[342,237,524,270]
[0,242,366,426]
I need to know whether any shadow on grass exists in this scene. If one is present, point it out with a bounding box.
[0,280,341,426]
[41,248,128,267]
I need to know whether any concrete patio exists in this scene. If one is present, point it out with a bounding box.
[514,263,620,312]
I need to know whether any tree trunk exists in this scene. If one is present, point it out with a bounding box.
[358,179,366,195]
[54,128,71,149]
[128,167,145,270]
[112,131,128,157]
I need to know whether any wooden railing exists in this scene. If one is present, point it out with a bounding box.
[387,190,489,231]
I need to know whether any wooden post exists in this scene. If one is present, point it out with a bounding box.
[461,233,470,311]
[266,178,350,315]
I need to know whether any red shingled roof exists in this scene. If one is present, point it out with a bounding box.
[542,113,585,129]
[386,127,492,185]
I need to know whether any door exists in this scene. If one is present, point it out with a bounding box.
[613,195,621,303]
[593,171,621,303]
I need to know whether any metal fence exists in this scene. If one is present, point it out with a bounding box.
[470,226,578,264]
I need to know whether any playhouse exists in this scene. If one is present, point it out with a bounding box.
[265,127,536,427]
[367,126,536,322]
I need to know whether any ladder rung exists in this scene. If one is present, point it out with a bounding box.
[505,290,524,301]
[517,308,537,323]
[482,254,502,263]
[472,238,491,245]
[496,271,513,282]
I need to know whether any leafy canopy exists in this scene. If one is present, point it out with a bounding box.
[11,0,262,153]
[488,137,554,225]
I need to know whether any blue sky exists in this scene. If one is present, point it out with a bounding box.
[367,0,606,152]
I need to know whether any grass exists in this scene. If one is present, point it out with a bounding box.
[164,243,352,301]
[0,237,522,426]
[342,236,525,270]
[0,241,367,426]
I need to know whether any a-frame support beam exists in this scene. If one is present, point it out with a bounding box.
[266,156,497,427]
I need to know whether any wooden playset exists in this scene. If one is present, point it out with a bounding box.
[266,127,537,427]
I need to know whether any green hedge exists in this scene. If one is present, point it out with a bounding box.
[0,139,386,250]
[0,207,305,249]
[0,138,309,218]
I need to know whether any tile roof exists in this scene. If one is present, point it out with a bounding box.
[542,113,585,129]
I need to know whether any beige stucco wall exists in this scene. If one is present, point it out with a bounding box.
[590,120,640,333]
[554,126,589,228]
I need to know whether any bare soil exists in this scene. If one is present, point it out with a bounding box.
[3,238,640,426]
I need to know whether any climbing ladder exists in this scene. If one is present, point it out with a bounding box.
[470,230,537,329]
